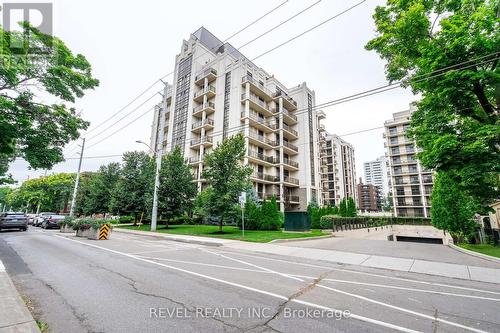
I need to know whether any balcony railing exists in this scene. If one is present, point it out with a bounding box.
[284,195,300,203]
[249,131,277,147]
[241,111,276,129]
[194,85,216,99]
[282,109,297,122]
[192,118,214,129]
[241,93,273,114]
[282,123,298,137]
[241,75,273,97]
[273,90,297,107]
[190,136,213,146]
[283,158,299,168]
[248,150,278,164]
[283,176,299,185]
[193,102,215,114]
[194,67,217,82]
[282,141,298,152]
[252,172,279,182]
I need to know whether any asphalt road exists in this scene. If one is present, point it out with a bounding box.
[1,228,500,333]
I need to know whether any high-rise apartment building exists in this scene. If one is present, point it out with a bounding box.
[319,133,357,206]
[384,106,433,217]
[363,156,389,198]
[150,27,323,212]
[357,178,381,212]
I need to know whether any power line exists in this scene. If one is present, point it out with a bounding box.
[82,54,499,153]
[82,1,290,137]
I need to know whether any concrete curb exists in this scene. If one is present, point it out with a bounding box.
[0,260,41,332]
[114,228,226,247]
[269,234,334,243]
[448,244,500,264]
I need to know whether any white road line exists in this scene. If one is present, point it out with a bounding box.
[128,249,184,255]
[408,298,422,304]
[53,234,421,333]
[201,249,305,282]
[137,254,500,302]
[217,250,500,296]
[321,279,500,302]
[316,284,490,333]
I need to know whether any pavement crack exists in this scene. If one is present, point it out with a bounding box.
[432,308,439,333]
[88,263,244,332]
[244,270,332,333]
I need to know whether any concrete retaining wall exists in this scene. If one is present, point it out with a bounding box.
[332,225,453,244]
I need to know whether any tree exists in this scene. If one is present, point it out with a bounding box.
[259,196,283,230]
[338,198,347,217]
[81,163,121,215]
[110,152,154,222]
[431,171,478,242]
[346,197,357,217]
[157,147,196,227]
[202,134,252,233]
[366,0,500,210]
[193,187,213,223]
[0,187,11,210]
[0,23,99,177]
[383,193,393,212]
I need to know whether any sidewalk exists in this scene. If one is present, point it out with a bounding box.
[115,228,500,284]
[0,260,40,333]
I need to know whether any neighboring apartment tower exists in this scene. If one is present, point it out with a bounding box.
[150,27,323,212]
[363,156,389,198]
[357,178,381,212]
[384,107,433,217]
[320,133,357,206]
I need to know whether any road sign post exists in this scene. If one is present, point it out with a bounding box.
[239,192,246,239]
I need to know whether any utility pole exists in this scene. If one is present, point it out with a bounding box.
[150,85,168,232]
[69,138,85,216]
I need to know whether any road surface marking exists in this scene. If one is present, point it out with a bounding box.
[201,249,305,282]
[217,250,500,296]
[316,284,489,333]
[128,249,186,255]
[408,298,422,304]
[54,234,421,333]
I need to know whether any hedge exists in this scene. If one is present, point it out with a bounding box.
[320,215,431,231]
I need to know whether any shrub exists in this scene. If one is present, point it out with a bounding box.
[72,218,112,231]
[320,215,431,230]
[59,216,75,227]
[118,215,134,224]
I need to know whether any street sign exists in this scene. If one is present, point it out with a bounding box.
[239,192,246,207]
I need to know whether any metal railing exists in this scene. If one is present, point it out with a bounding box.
[252,172,279,182]
[193,102,215,114]
[282,123,298,137]
[283,175,299,185]
[248,131,277,146]
[190,136,213,146]
[194,85,216,99]
[241,75,273,97]
[247,150,278,164]
[241,93,273,113]
[283,158,299,168]
[282,141,298,152]
[194,67,217,82]
[192,118,214,129]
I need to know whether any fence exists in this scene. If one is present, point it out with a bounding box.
[320,215,431,232]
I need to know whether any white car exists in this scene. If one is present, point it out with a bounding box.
[34,212,56,227]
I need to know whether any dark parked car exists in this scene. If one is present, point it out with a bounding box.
[41,215,66,229]
[0,212,28,231]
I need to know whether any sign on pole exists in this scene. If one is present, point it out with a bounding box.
[239,192,246,238]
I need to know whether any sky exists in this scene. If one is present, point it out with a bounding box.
[7,0,416,184]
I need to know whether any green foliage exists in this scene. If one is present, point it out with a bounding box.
[338,197,357,217]
[78,163,121,215]
[157,147,196,227]
[192,187,213,223]
[110,151,154,221]
[0,23,98,176]
[59,216,75,227]
[320,215,431,230]
[0,187,11,208]
[431,171,478,241]
[259,196,283,231]
[308,202,338,229]
[366,0,500,209]
[202,134,252,232]
[72,217,112,231]
[5,173,74,212]
[118,215,134,224]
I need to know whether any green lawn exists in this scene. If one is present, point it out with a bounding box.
[119,224,326,243]
[458,243,500,259]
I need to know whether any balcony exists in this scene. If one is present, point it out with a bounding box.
[188,156,203,164]
[256,192,279,201]
[273,90,297,111]
[247,150,278,166]
[241,75,273,101]
[193,85,216,103]
[252,172,279,183]
[319,124,326,132]
[284,195,300,204]
[194,67,217,86]
[191,118,214,133]
[241,93,274,117]
[190,136,213,148]
[248,131,277,149]
[283,175,299,186]
[283,158,299,170]
[192,102,215,117]
[282,123,298,139]
[317,110,326,120]
[282,140,299,155]
[282,109,298,124]
[240,111,276,132]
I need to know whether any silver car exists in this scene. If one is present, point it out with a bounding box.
[0,212,28,231]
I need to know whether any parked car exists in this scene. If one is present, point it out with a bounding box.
[34,212,56,227]
[26,213,37,225]
[0,212,28,231]
[41,215,66,229]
